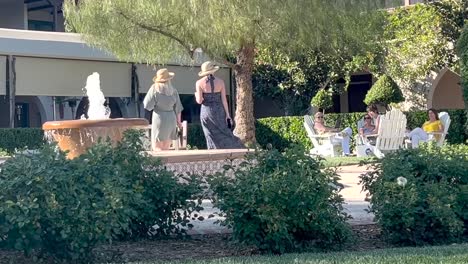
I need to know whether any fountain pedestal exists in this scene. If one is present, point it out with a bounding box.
[42,118,149,159]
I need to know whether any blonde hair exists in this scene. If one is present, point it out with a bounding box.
[153,81,175,96]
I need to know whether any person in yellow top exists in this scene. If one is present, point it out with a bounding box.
[407,108,444,148]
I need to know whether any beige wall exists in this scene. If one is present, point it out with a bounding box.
[430,70,465,110]
[137,64,232,95]
[15,57,132,97]
[0,55,6,95]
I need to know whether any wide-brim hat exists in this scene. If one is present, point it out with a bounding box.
[153,68,175,83]
[198,61,220,77]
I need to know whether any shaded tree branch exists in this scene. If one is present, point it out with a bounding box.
[115,9,195,59]
[218,57,238,69]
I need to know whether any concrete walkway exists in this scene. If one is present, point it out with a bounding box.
[186,165,374,235]
[339,165,374,226]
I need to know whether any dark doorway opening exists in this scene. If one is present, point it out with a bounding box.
[75,97,123,119]
[347,74,373,113]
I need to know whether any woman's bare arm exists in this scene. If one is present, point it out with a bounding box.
[195,83,204,104]
[177,113,182,126]
[373,116,380,133]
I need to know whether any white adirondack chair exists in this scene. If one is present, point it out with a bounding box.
[355,117,376,157]
[362,109,407,158]
[303,115,342,157]
[421,112,451,146]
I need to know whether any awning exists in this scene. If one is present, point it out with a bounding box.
[137,64,232,95]
[0,55,6,95]
[15,57,132,97]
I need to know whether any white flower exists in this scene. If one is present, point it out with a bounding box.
[397,177,407,187]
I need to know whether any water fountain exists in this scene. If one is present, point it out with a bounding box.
[42,72,149,159]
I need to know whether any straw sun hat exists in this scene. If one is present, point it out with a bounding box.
[198,61,220,77]
[153,68,175,83]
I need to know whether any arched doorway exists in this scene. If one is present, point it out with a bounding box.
[428,68,465,110]
[14,96,46,128]
[75,97,124,119]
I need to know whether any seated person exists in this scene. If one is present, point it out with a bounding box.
[314,112,353,156]
[359,114,376,136]
[366,104,380,134]
[356,114,376,145]
[407,108,444,148]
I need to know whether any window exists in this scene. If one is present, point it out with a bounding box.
[28,20,53,31]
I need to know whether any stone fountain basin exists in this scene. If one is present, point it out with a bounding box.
[43,118,149,159]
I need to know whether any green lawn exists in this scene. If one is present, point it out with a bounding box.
[136,244,468,264]
[322,156,373,167]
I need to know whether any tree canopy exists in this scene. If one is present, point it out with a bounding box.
[350,0,467,109]
[64,0,387,144]
[64,0,385,64]
[457,24,468,112]
[252,47,373,116]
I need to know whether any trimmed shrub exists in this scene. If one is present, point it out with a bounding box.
[209,146,352,253]
[0,128,44,154]
[364,75,404,107]
[0,130,202,262]
[187,123,206,149]
[255,113,365,152]
[256,116,310,152]
[360,144,468,245]
[311,89,333,112]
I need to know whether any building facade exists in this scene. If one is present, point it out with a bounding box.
[0,0,233,128]
[0,0,464,127]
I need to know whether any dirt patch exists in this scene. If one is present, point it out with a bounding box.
[0,225,388,263]
[347,224,391,251]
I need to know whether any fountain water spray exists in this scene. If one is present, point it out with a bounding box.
[42,73,148,159]
[83,72,111,120]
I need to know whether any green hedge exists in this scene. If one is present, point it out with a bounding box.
[360,144,468,245]
[0,130,203,262]
[0,110,466,153]
[256,110,467,151]
[0,128,45,154]
[209,147,352,253]
[187,123,207,149]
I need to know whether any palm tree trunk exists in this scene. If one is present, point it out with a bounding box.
[233,42,256,145]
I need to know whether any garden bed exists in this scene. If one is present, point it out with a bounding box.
[0,225,387,263]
